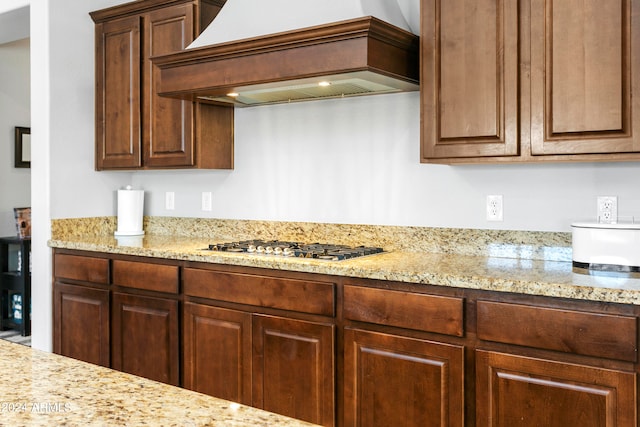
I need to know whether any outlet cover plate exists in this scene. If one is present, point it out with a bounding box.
[487,195,503,221]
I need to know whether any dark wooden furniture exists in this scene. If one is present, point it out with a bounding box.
[182,267,336,427]
[0,237,30,336]
[421,0,640,164]
[90,0,233,170]
[53,253,180,386]
[52,248,639,426]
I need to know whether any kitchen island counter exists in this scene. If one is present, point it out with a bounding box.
[48,232,640,306]
[0,339,318,427]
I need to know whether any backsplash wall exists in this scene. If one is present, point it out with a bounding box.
[131,92,640,233]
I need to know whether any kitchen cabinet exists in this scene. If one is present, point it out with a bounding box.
[111,292,179,385]
[476,350,636,427]
[53,252,180,386]
[183,302,252,403]
[182,267,336,427]
[0,237,31,336]
[90,0,233,170]
[476,300,637,427]
[53,253,110,366]
[342,285,465,427]
[52,248,640,426]
[421,0,640,163]
[110,259,180,385]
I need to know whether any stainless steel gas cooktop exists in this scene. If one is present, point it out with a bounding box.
[205,239,383,261]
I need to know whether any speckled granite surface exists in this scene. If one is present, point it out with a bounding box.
[48,217,640,306]
[52,216,572,261]
[0,340,318,427]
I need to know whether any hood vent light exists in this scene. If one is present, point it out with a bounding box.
[199,77,401,107]
[152,16,419,107]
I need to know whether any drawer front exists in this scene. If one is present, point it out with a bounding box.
[183,268,335,316]
[112,260,179,294]
[477,300,638,362]
[54,253,109,285]
[343,285,464,337]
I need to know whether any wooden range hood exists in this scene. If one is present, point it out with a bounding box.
[152,16,419,107]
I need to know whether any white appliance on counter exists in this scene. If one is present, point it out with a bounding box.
[572,222,640,271]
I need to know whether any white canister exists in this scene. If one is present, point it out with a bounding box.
[115,186,145,236]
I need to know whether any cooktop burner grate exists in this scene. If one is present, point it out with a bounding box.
[205,240,383,261]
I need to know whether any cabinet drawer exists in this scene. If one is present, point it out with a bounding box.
[343,285,464,337]
[477,300,638,362]
[54,253,109,285]
[112,260,179,294]
[183,268,335,316]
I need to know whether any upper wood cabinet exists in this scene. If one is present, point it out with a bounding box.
[421,0,640,163]
[91,0,233,170]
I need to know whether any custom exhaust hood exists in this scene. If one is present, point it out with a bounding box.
[152,0,420,107]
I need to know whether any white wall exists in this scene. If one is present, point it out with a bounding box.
[19,0,640,350]
[0,38,30,236]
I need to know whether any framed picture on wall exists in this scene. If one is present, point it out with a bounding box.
[15,126,30,168]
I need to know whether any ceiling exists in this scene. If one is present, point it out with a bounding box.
[0,5,29,45]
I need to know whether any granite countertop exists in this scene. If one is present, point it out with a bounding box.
[48,233,640,306]
[0,340,318,427]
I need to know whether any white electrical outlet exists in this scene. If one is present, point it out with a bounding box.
[202,192,212,211]
[597,196,618,224]
[165,192,175,210]
[486,195,503,221]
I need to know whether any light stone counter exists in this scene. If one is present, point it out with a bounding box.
[0,340,318,427]
[48,231,640,306]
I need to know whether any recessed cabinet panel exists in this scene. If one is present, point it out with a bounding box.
[253,315,335,427]
[183,302,252,404]
[111,292,179,385]
[144,5,195,167]
[422,0,519,159]
[344,328,464,427]
[96,16,142,169]
[531,0,639,155]
[476,350,636,427]
[53,283,110,367]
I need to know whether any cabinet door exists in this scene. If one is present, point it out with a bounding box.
[476,350,636,427]
[421,0,520,160]
[53,283,110,367]
[344,328,464,427]
[143,4,196,168]
[183,302,252,404]
[530,0,640,155]
[111,292,179,385]
[253,315,335,427]
[95,15,142,169]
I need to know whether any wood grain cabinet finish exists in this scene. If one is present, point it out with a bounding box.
[477,300,638,362]
[343,328,464,427]
[111,292,179,386]
[422,0,640,163]
[53,253,109,285]
[343,285,464,337]
[476,350,637,427]
[53,282,110,367]
[182,302,252,404]
[253,315,335,427]
[112,259,179,294]
[91,0,233,170]
[421,0,520,160]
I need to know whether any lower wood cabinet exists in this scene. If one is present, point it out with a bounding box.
[183,302,252,403]
[476,350,636,427]
[253,314,335,427]
[111,292,179,386]
[182,301,335,427]
[53,282,110,367]
[53,250,640,427]
[343,328,464,427]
